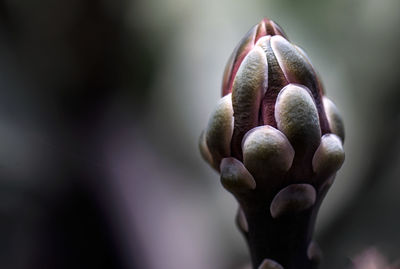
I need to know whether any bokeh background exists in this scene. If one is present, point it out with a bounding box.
[0,0,399,268]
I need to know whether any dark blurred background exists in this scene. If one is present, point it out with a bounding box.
[0,0,399,268]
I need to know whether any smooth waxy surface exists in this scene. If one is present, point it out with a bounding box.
[222,18,288,96]
[271,35,319,98]
[205,93,233,168]
[323,97,345,141]
[312,134,345,176]
[242,126,294,179]
[256,36,288,127]
[271,35,330,135]
[220,157,256,192]
[199,130,214,168]
[222,25,258,96]
[231,46,268,157]
[270,184,316,218]
[275,84,321,154]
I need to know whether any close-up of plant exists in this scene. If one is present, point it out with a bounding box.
[200,18,345,269]
[1,1,400,269]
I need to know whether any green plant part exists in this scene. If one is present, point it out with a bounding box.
[199,18,345,269]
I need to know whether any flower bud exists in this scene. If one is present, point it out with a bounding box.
[201,18,342,179]
[199,18,345,269]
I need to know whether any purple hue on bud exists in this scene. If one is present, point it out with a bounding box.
[200,18,345,269]
[221,18,331,161]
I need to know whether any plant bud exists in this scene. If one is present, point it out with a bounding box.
[199,18,346,269]
[201,18,342,181]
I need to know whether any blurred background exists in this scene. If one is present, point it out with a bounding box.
[0,0,399,268]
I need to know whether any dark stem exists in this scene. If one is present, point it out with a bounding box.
[236,178,329,269]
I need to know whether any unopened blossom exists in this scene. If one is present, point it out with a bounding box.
[199,18,345,269]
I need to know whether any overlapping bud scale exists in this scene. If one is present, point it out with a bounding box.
[199,18,345,269]
[200,18,344,182]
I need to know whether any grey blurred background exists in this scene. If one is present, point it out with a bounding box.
[0,0,399,268]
